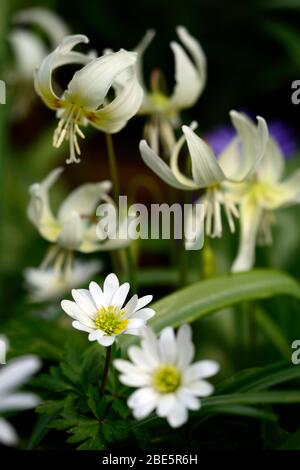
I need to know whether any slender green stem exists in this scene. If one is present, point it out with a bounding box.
[100,345,112,395]
[105,133,120,201]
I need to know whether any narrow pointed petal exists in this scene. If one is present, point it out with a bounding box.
[169,27,206,111]
[257,137,285,184]
[182,126,226,187]
[232,197,262,272]
[139,140,194,190]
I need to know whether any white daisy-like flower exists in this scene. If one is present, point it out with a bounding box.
[34,34,143,163]
[61,273,155,347]
[0,340,41,446]
[114,325,219,428]
[25,259,102,303]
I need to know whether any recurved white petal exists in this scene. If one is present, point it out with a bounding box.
[65,50,137,110]
[169,26,206,112]
[34,34,90,109]
[182,125,226,187]
[57,181,112,222]
[89,73,143,133]
[139,140,194,190]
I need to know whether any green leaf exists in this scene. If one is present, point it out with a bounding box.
[202,391,300,407]
[87,386,108,420]
[26,414,53,450]
[195,404,277,422]
[149,269,300,332]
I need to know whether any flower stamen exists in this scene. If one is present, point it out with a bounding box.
[95,305,129,336]
[153,365,181,393]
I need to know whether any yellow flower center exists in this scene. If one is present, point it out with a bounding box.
[53,103,85,164]
[153,365,181,393]
[95,305,128,335]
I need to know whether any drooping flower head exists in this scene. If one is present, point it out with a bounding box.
[61,273,155,347]
[140,110,268,241]
[34,35,143,163]
[134,26,206,156]
[0,339,41,446]
[114,325,219,428]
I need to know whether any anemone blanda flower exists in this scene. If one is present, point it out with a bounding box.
[25,259,102,303]
[61,273,155,347]
[34,34,143,163]
[0,339,41,446]
[140,110,268,241]
[114,325,219,428]
[228,116,300,272]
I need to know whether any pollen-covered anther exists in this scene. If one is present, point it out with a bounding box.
[52,105,85,164]
[95,305,129,336]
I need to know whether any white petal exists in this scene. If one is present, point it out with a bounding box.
[131,308,155,321]
[103,273,120,305]
[0,392,40,412]
[139,140,194,190]
[128,387,158,408]
[184,360,220,382]
[0,418,18,446]
[14,8,70,47]
[176,388,201,410]
[176,324,195,368]
[167,400,188,428]
[141,327,160,363]
[88,330,105,342]
[27,167,62,242]
[0,356,41,396]
[61,299,95,326]
[127,346,156,370]
[9,29,47,80]
[159,327,177,364]
[72,288,97,316]
[58,211,84,250]
[156,394,177,417]
[111,283,130,309]
[119,373,150,387]
[182,126,226,187]
[0,337,7,365]
[89,281,106,309]
[89,72,143,133]
[34,34,91,110]
[123,295,138,318]
[72,320,93,333]
[132,399,158,420]
[256,137,284,184]
[225,111,268,181]
[66,50,137,110]
[169,26,206,111]
[231,196,262,272]
[127,318,145,330]
[135,294,153,311]
[57,181,112,223]
[187,380,214,397]
[97,335,115,347]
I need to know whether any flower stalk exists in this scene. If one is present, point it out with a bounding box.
[100,345,112,395]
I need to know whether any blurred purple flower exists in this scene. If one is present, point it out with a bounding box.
[205,120,297,159]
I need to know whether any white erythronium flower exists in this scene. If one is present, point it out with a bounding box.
[229,117,300,272]
[27,166,131,255]
[34,34,143,163]
[25,259,102,303]
[140,110,268,240]
[61,273,155,346]
[114,325,219,428]
[0,340,41,446]
[134,26,206,156]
